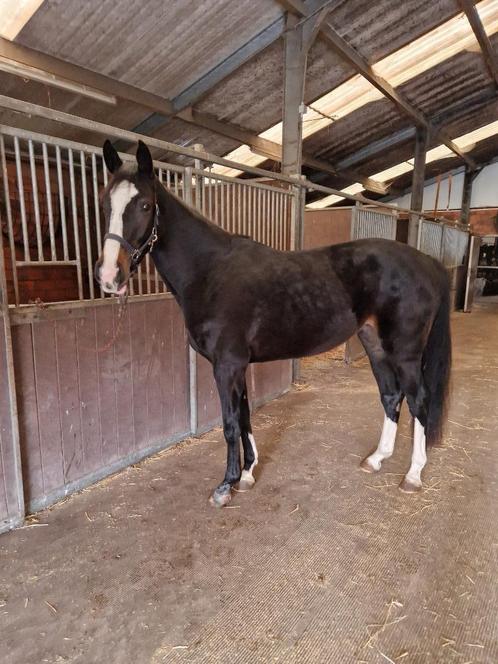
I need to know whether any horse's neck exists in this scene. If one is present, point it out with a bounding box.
[152,185,229,296]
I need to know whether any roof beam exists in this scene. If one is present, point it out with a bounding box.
[458,0,498,88]
[336,89,498,170]
[276,0,478,169]
[172,108,389,194]
[0,34,387,193]
[0,36,174,116]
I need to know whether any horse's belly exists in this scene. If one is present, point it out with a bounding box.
[250,311,357,362]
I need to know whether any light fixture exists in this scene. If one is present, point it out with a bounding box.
[0,56,117,105]
[0,0,45,41]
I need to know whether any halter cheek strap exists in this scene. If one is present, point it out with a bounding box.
[104,203,159,274]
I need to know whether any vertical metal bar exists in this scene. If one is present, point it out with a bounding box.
[56,146,69,261]
[232,183,236,234]
[183,164,197,434]
[256,187,261,242]
[174,171,179,197]
[241,184,246,237]
[80,151,94,299]
[0,136,19,306]
[166,169,171,191]
[0,205,25,529]
[220,180,225,230]
[283,194,289,249]
[13,137,30,261]
[276,190,281,249]
[214,175,219,224]
[235,183,240,234]
[158,167,163,183]
[42,143,57,261]
[91,154,104,298]
[68,148,84,300]
[416,216,423,251]
[137,263,143,295]
[207,167,213,221]
[145,253,151,294]
[28,140,44,261]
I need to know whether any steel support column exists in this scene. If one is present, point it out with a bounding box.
[408,128,428,247]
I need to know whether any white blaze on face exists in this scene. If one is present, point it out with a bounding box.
[101,180,139,288]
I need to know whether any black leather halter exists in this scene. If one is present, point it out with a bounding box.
[104,203,159,274]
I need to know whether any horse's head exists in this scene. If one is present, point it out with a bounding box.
[95,140,157,295]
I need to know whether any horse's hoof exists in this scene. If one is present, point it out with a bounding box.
[360,457,378,473]
[209,487,232,507]
[236,470,256,492]
[398,478,422,494]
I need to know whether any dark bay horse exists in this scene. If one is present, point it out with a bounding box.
[95,140,451,507]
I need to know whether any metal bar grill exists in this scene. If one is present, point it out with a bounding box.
[0,126,296,307]
[351,206,397,241]
[417,218,469,267]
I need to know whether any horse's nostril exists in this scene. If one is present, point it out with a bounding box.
[104,282,113,290]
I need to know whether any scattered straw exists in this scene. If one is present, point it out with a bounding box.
[224,505,240,509]
[289,504,300,515]
[44,600,57,614]
[84,512,94,522]
[465,643,484,648]
[465,575,475,585]
[362,600,407,651]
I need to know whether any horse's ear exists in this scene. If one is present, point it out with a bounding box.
[136,140,153,178]
[103,140,122,173]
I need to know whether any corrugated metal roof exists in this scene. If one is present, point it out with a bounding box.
[1,0,497,197]
[15,0,284,98]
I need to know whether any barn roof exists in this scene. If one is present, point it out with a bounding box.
[1,0,497,207]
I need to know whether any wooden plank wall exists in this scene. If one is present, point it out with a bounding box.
[12,297,190,510]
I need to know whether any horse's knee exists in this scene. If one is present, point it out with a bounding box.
[381,391,403,422]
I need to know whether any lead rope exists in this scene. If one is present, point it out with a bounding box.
[76,293,129,354]
[91,292,129,354]
[30,294,129,353]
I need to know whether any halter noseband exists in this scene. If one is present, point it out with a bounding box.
[104,203,159,274]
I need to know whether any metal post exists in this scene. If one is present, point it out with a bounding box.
[0,187,25,531]
[193,143,204,212]
[408,127,428,247]
[461,166,476,226]
[282,12,306,176]
[291,178,306,381]
[184,165,197,434]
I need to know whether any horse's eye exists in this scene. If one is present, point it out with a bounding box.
[142,202,151,212]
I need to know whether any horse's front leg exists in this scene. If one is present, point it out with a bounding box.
[209,360,247,507]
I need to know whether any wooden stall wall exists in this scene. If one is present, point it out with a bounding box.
[11,297,190,511]
[304,208,352,249]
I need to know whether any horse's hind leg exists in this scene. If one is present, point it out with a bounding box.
[397,360,428,493]
[238,383,258,492]
[358,323,403,473]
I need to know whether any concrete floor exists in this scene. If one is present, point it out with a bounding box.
[1,303,497,664]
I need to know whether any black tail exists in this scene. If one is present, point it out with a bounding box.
[422,277,452,446]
